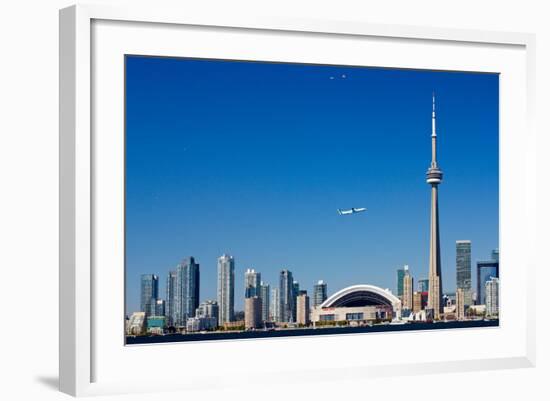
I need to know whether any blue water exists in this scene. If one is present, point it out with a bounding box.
[126,320,499,345]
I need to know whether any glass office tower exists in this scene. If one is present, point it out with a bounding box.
[175,257,200,325]
[313,280,328,307]
[140,274,159,316]
[279,269,295,323]
[476,256,499,305]
[456,240,472,306]
[217,254,235,325]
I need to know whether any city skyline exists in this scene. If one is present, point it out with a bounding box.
[125,55,498,315]
[134,242,497,319]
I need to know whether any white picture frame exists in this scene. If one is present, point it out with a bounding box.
[59,4,536,397]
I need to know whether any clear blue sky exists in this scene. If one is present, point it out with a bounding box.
[125,55,499,314]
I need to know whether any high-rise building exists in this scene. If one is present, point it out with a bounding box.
[418,278,429,292]
[456,288,465,321]
[244,296,262,329]
[217,254,235,325]
[476,257,499,305]
[426,94,444,320]
[292,280,300,320]
[154,299,166,317]
[313,280,328,307]
[485,277,499,317]
[412,292,422,313]
[244,268,261,298]
[271,287,281,322]
[456,240,472,306]
[491,249,500,263]
[140,274,159,316]
[296,291,310,326]
[259,281,270,322]
[196,299,219,318]
[403,269,413,311]
[396,267,406,298]
[165,270,177,325]
[196,300,219,327]
[279,269,295,322]
[175,257,200,326]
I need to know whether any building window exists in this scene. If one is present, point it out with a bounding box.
[319,314,335,322]
[345,313,364,320]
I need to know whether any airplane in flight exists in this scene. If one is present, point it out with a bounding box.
[337,207,367,215]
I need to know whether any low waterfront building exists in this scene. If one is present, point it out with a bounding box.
[311,284,402,324]
[408,309,428,322]
[186,316,217,332]
[468,304,486,317]
[147,316,167,334]
[127,312,146,335]
[223,320,245,330]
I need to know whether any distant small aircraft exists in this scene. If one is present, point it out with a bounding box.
[337,207,367,215]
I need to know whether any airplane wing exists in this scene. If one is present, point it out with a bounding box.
[352,207,367,213]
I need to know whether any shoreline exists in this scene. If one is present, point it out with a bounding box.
[126,319,499,345]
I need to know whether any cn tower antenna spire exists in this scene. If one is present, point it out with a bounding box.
[432,92,436,136]
[431,92,438,167]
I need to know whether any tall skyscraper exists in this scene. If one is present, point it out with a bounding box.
[313,280,328,307]
[426,94,444,320]
[296,291,310,326]
[279,269,295,323]
[140,274,159,316]
[418,278,429,292]
[412,292,422,313]
[271,287,281,322]
[396,267,406,298]
[217,254,235,325]
[154,299,166,317]
[165,270,177,325]
[259,281,270,322]
[491,249,500,263]
[485,277,499,317]
[175,257,200,326]
[403,269,413,311]
[456,240,472,306]
[292,280,300,320]
[456,288,465,321]
[244,296,262,329]
[476,257,499,305]
[244,268,261,298]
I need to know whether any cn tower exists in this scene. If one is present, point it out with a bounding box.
[426,93,443,320]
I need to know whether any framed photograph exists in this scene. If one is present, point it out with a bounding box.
[60,4,536,396]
